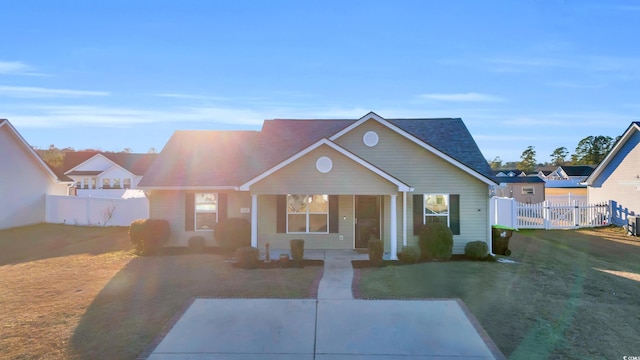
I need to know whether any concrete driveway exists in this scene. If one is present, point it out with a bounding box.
[142,250,504,359]
[144,298,502,359]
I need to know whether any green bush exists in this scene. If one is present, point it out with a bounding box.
[464,241,488,260]
[290,239,305,262]
[214,218,251,251]
[188,236,206,253]
[397,245,420,264]
[129,219,170,255]
[235,247,259,269]
[368,239,384,265]
[418,222,453,261]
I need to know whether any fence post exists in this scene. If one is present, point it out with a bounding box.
[511,198,518,229]
[573,199,579,227]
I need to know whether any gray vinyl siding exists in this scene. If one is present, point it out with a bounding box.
[588,131,640,214]
[335,119,491,254]
[257,195,355,250]
[148,190,251,246]
[250,144,398,195]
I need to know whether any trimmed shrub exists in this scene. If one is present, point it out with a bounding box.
[397,245,420,264]
[188,236,206,253]
[214,218,251,252]
[129,219,170,255]
[418,222,453,261]
[368,239,384,265]
[464,241,489,260]
[290,239,305,263]
[235,247,259,269]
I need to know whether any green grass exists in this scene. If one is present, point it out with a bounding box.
[355,227,640,359]
[0,224,323,359]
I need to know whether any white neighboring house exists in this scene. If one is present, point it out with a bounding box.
[584,122,640,215]
[62,151,157,199]
[0,119,71,229]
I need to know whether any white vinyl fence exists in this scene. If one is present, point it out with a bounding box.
[491,197,610,230]
[46,195,149,227]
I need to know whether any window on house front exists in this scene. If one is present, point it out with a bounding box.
[424,194,449,226]
[195,193,218,230]
[113,178,121,189]
[123,178,131,189]
[522,187,535,195]
[102,178,110,189]
[287,194,329,233]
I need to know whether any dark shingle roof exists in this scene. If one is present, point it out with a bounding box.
[140,116,495,187]
[139,131,261,187]
[496,176,545,184]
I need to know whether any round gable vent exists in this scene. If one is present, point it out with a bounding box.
[363,131,379,147]
[316,156,333,173]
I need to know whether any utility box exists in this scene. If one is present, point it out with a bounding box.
[628,216,638,237]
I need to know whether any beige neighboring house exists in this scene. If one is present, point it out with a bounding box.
[585,122,640,215]
[492,175,546,204]
[0,119,70,229]
[139,112,497,258]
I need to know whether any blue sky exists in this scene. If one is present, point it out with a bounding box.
[2,1,639,163]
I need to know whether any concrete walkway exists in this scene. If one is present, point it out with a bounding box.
[145,250,505,360]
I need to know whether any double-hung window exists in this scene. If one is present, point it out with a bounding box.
[424,194,449,226]
[287,194,329,233]
[195,193,217,230]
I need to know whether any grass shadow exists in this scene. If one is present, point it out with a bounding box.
[68,252,324,359]
[0,223,130,266]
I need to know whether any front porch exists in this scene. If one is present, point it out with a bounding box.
[248,193,411,260]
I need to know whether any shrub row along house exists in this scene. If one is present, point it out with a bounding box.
[139,112,497,258]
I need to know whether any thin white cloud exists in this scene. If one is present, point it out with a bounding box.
[418,92,505,102]
[0,85,109,98]
[0,61,48,76]
[0,61,32,74]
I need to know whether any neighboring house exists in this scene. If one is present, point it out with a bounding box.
[62,151,157,198]
[584,122,640,214]
[492,175,546,204]
[0,119,70,229]
[495,169,527,177]
[139,112,497,258]
[537,165,594,197]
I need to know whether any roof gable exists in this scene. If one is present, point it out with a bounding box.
[585,122,640,185]
[239,138,412,192]
[62,151,157,176]
[330,113,496,184]
[0,119,64,182]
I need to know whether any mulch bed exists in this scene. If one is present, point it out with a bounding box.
[351,255,497,268]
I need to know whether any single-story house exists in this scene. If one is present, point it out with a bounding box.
[62,151,157,198]
[537,165,594,197]
[584,122,640,215]
[139,112,497,258]
[492,175,546,204]
[0,119,71,229]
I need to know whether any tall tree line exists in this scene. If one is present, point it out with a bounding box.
[489,135,620,171]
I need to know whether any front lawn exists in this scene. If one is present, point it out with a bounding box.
[0,224,323,359]
[355,227,640,359]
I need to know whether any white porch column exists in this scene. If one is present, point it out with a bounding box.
[402,191,407,247]
[390,194,398,260]
[80,178,85,189]
[251,194,258,248]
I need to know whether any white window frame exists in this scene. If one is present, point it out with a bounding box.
[195,192,218,231]
[423,193,450,227]
[521,187,535,195]
[286,194,329,234]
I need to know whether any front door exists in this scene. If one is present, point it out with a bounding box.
[355,195,380,248]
